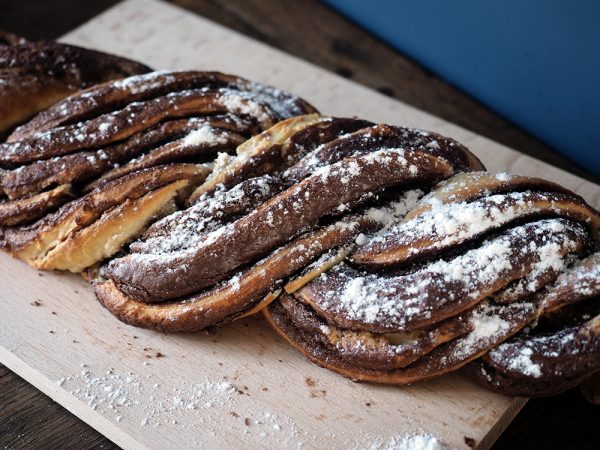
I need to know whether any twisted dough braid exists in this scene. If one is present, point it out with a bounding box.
[0,70,316,271]
[4,53,598,399]
[264,171,600,395]
[94,115,484,331]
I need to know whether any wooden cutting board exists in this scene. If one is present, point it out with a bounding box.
[1,0,598,449]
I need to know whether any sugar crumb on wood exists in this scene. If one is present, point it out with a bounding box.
[50,362,428,447]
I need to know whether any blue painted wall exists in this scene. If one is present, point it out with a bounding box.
[324,0,600,176]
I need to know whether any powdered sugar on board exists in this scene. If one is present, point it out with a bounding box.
[52,360,453,449]
[1,257,496,450]
[362,432,449,450]
[56,364,306,446]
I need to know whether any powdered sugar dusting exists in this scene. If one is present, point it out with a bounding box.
[123,146,425,269]
[311,219,584,330]
[547,252,600,299]
[361,432,448,450]
[218,90,271,124]
[110,70,174,94]
[182,124,228,147]
[133,176,278,255]
[506,347,542,378]
[450,304,513,360]
[486,323,588,380]
[357,190,576,260]
[363,190,424,233]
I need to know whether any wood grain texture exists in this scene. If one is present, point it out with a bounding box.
[0,257,525,450]
[1,1,598,449]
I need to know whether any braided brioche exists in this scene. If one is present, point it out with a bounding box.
[265,172,600,395]
[0,70,316,271]
[94,115,484,331]
[2,45,599,401]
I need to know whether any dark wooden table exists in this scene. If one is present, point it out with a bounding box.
[1,1,599,449]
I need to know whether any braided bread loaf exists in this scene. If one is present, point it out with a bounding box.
[264,171,600,396]
[93,115,484,331]
[2,47,599,400]
[0,70,316,271]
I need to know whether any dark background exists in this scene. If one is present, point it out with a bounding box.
[1,1,599,449]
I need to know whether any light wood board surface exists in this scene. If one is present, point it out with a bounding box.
[1,0,598,449]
